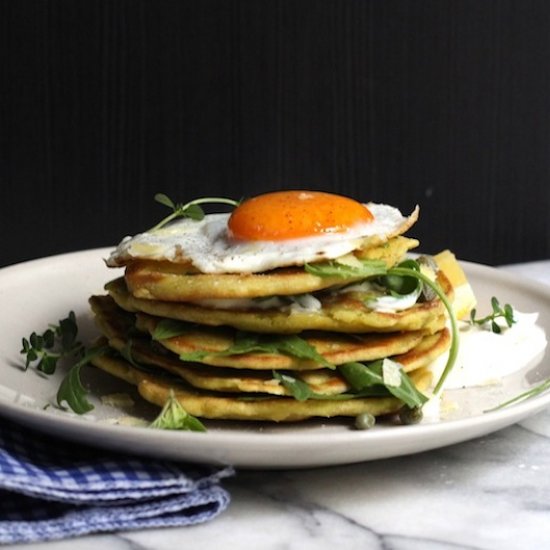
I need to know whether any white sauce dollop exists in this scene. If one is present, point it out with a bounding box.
[431,311,547,390]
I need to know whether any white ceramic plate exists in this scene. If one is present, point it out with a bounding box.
[0,248,549,469]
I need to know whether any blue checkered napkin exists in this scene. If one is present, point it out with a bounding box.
[0,417,233,544]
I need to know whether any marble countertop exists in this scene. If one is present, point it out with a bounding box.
[5,261,550,550]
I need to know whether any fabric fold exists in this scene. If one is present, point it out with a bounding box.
[0,417,232,544]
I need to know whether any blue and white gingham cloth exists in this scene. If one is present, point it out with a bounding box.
[0,417,233,544]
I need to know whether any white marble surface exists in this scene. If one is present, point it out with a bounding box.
[5,261,550,550]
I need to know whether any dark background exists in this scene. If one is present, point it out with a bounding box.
[2,0,550,267]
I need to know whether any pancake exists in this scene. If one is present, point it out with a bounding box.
[91,295,428,371]
[123,236,419,301]
[90,352,433,421]
[90,295,449,398]
[106,274,450,335]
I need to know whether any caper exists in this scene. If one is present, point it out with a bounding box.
[399,406,423,425]
[355,412,376,430]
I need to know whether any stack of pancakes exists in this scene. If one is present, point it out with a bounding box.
[90,193,461,424]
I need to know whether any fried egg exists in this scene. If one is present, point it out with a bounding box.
[107,191,418,273]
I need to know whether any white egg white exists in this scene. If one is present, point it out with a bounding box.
[107,203,417,274]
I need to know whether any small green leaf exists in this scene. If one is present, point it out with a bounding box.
[37,354,58,375]
[154,193,176,209]
[380,259,421,296]
[271,335,333,368]
[179,350,210,362]
[56,362,94,414]
[152,319,190,340]
[29,332,41,350]
[339,360,384,391]
[272,371,315,401]
[339,359,427,408]
[504,304,515,326]
[21,338,31,354]
[304,259,387,279]
[182,203,205,221]
[120,339,140,368]
[43,329,56,349]
[56,347,109,414]
[181,331,332,368]
[58,313,78,351]
[150,391,206,432]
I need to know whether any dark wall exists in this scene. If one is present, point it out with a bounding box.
[2,0,550,267]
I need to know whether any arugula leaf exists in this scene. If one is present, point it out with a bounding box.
[151,319,190,340]
[338,359,428,408]
[56,363,93,414]
[178,350,210,362]
[272,371,316,401]
[270,371,381,401]
[180,332,333,368]
[380,259,421,296]
[119,339,141,368]
[272,335,332,367]
[56,347,109,414]
[150,390,206,432]
[304,259,387,279]
[338,360,385,390]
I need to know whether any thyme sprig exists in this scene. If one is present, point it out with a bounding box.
[20,311,82,374]
[21,311,109,414]
[149,193,239,231]
[470,296,515,334]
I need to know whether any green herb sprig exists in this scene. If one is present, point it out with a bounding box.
[20,312,82,374]
[21,311,110,414]
[484,378,550,412]
[470,297,515,334]
[150,193,240,231]
[304,259,387,279]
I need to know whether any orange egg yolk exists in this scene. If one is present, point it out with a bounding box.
[227,190,374,241]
